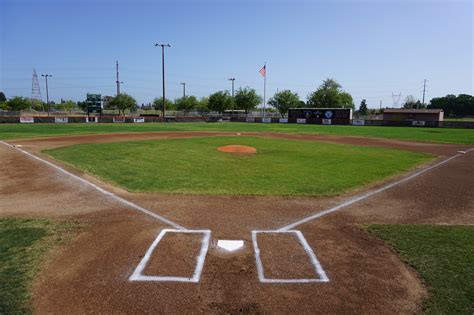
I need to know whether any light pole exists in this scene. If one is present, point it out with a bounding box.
[228,77,235,115]
[41,74,52,116]
[180,82,186,98]
[155,43,171,120]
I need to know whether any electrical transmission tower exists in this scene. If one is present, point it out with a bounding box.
[422,79,427,104]
[392,92,402,108]
[31,68,42,101]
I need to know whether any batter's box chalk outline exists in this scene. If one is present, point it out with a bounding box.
[252,230,329,283]
[129,229,211,283]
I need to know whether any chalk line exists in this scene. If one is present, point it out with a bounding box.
[0,141,186,230]
[279,148,474,231]
[252,230,329,283]
[129,229,211,282]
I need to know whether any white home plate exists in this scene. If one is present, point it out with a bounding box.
[217,240,244,252]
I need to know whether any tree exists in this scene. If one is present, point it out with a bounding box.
[174,96,198,112]
[196,97,209,113]
[358,99,368,116]
[4,96,31,111]
[0,91,6,103]
[30,99,44,111]
[109,93,137,116]
[234,87,261,114]
[153,97,175,111]
[102,96,115,109]
[208,91,232,114]
[307,78,354,109]
[55,100,76,114]
[268,90,301,117]
[428,94,474,117]
[402,95,424,109]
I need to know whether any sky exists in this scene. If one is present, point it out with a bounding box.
[0,0,472,108]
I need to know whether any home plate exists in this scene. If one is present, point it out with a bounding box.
[217,240,244,252]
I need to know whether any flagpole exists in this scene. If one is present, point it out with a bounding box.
[263,62,266,118]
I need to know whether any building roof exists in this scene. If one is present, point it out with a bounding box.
[384,109,443,114]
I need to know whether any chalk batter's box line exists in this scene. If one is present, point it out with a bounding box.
[252,230,329,283]
[129,229,211,283]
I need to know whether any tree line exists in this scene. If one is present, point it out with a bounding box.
[2,80,472,117]
[0,78,354,116]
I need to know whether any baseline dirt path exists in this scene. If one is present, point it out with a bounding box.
[1,132,472,313]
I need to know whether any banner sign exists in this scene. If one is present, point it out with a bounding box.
[55,117,68,123]
[86,116,98,123]
[20,117,34,123]
[352,119,365,126]
[113,116,125,123]
[133,117,145,123]
[412,120,425,126]
[296,118,306,124]
[262,117,271,123]
[246,117,255,123]
[279,118,288,123]
[322,119,332,125]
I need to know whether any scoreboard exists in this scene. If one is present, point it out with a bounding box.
[288,108,352,125]
[86,94,102,114]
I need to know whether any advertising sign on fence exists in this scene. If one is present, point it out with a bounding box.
[246,117,255,123]
[133,117,145,123]
[279,118,288,123]
[86,116,98,123]
[55,117,68,124]
[296,118,306,124]
[113,116,125,123]
[412,120,425,126]
[262,117,271,123]
[20,117,34,124]
[322,119,332,125]
[352,119,365,126]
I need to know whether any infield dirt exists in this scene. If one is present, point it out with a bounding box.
[1,131,473,313]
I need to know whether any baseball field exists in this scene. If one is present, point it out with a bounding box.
[1,122,473,313]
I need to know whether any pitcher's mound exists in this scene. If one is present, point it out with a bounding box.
[217,145,257,154]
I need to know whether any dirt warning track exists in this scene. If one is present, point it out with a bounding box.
[1,132,473,313]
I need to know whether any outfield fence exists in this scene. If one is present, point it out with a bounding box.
[1,112,473,128]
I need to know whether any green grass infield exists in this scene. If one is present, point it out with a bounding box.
[368,224,474,314]
[0,122,473,144]
[45,136,432,196]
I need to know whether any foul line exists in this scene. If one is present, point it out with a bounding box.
[279,148,473,231]
[0,141,186,230]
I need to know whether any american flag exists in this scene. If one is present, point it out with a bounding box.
[259,64,266,77]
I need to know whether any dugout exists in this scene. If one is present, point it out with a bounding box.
[288,108,352,125]
[383,109,444,127]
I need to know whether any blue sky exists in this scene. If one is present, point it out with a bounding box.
[1,0,472,108]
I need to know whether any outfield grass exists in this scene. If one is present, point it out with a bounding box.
[0,122,473,144]
[0,219,78,314]
[368,225,474,314]
[45,136,431,196]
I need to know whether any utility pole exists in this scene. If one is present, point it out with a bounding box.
[228,77,235,114]
[116,60,123,96]
[155,43,171,120]
[422,79,427,105]
[180,82,186,98]
[41,74,52,116]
